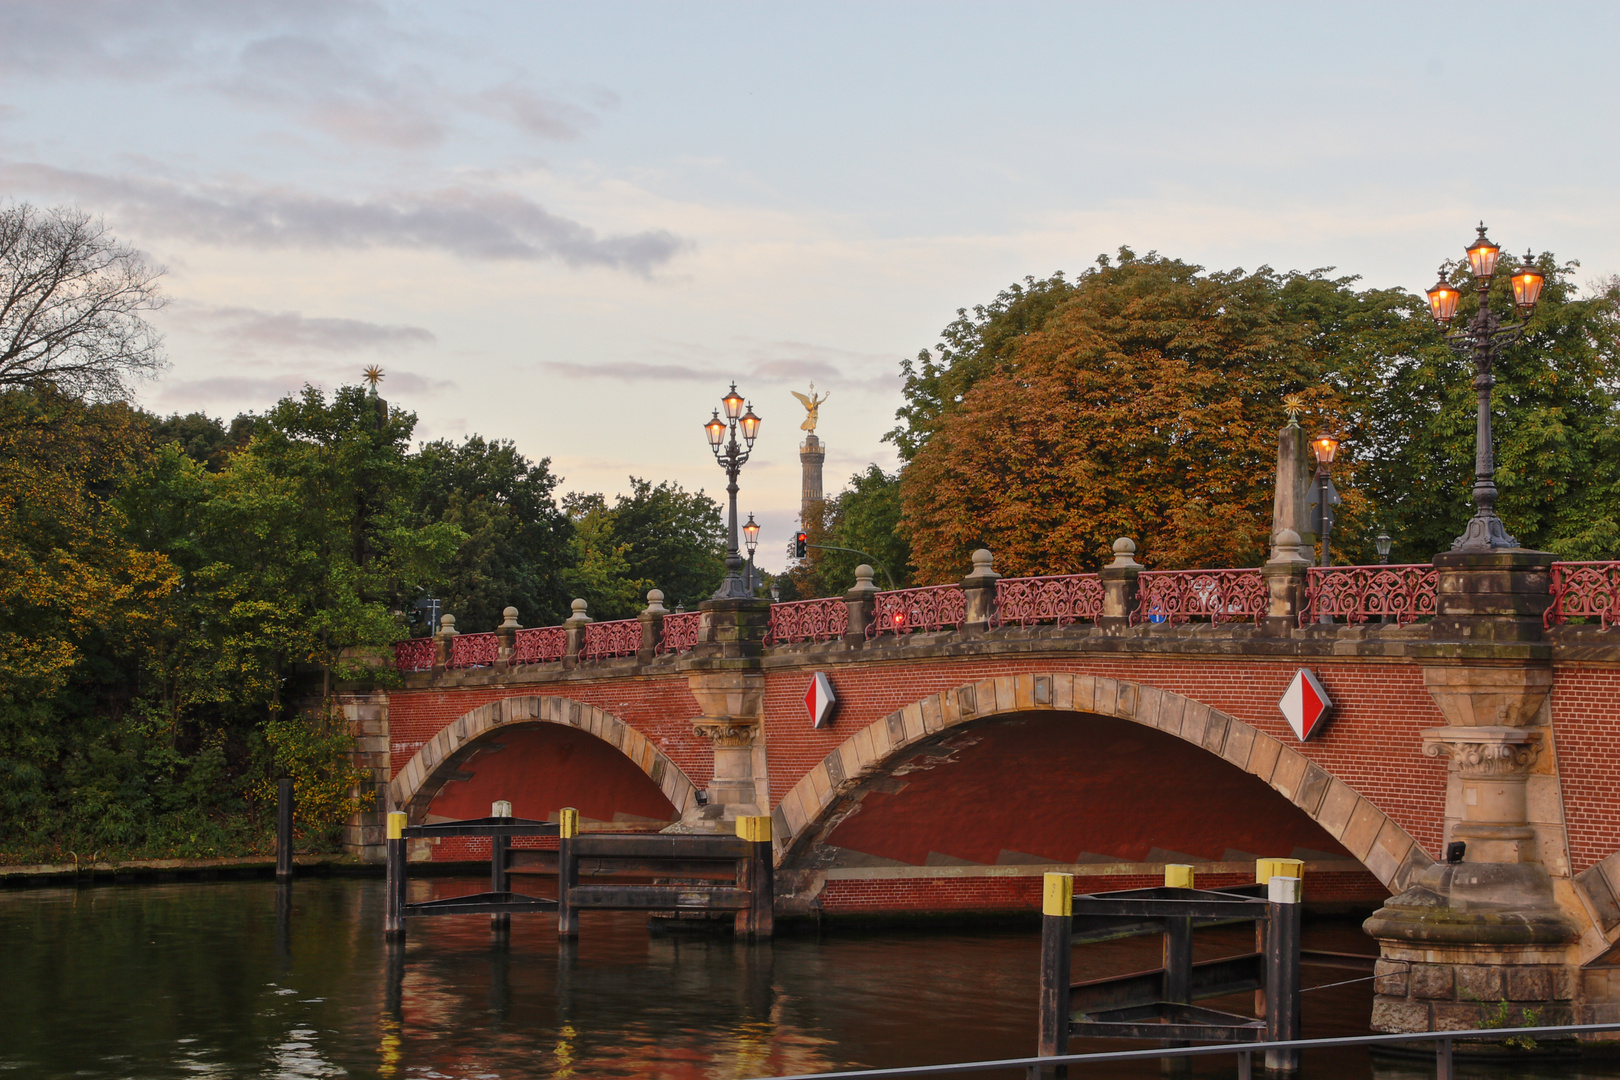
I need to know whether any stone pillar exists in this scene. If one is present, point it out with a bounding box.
[638,589,667,662]
[339,690,391,863]
[1364,548,1576,1034]
[562,599,590,670]
[800,433,825,520]
[960,549,1000,633]
[843,564,879,647]
[1271,420,1317,552]
[433,613,457,673]
[1261,529,1311,636]
[1100,538,1142,628]
[676,595,773,831]
[494,606,519,673]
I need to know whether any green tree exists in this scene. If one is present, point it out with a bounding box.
[562,478,725,618]
[789,465,913,597]
[412,435,572,632]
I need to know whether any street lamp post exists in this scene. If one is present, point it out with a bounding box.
[1425,224,1545,551]
[704,384,761,600]
[1376,532,1393,565]
[743,513,760,595]
[1310,434,1340,567]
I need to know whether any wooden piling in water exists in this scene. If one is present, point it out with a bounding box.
[736,815,774,937]
[384,811,407,940]
[490,800,511,934]
[275,778,295,881]
[1037,872,1074,1064]
[556,807,579,939]
[1263,875,1302,1074]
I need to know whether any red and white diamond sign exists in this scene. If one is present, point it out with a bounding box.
[1280,668,1332,742]
[804,672,837,729]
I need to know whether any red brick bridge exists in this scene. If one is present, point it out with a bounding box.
[343,525,1620,1033]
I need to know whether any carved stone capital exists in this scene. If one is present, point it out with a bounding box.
[1422,726,1541,778]
[691,718,758,747]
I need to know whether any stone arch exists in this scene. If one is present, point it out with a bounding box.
[772,673,1432,891]
[389,694,700,822]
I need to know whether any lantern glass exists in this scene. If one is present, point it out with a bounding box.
[1427,271,1461,325]
[704,410,726,448]
[739,404,761,443]
[1312,435,1339,464]
[1466,224,1501,280]
[1376,532,1393,558]
[722,383,745,420]
[743,513,760,553]
[1511,252,1544,313]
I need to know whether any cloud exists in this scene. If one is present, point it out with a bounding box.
[0,162,690,273]
[471,83,595,141]
[534,341,901,390]
[153,366,452,408]
[169,304,435,354]
[537,360,715,382]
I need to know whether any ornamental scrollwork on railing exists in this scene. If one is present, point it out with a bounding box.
[656,611,701,655]
[448,632,500,669]
[867,584,968,638]
[393,637,436,673]
[1545,561,1620,630]
[1301,564,1438,626]
[1132,569,1266,626]
[995,574,1104,627]
[582,619,642,661]
[766,597,850,644]
[511,626,568,666]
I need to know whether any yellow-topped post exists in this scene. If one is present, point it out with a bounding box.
[557,807,579,938]
[1038,872,1074,1062]
[737,815,775,937]
[1256,857,1304,885]
[384,811,408,939]
[1165,864,1195,889]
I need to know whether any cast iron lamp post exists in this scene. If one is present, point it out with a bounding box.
[743,513,760,594]
[703,384,761,599]
[1425,224,1545,550]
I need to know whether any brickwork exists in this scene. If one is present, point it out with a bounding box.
[1551,664,1620,872]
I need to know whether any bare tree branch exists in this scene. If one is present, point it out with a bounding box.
[0,204,168,399]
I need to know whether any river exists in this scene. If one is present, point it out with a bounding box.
[0,875,1604,1079]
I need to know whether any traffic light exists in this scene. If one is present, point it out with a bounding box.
[794,531,808,558]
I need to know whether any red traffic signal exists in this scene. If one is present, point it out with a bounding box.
[794,532,808,558]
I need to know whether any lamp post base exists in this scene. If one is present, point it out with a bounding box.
[1452,510,1520,552]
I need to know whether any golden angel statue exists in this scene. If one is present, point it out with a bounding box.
[791,383,830,433]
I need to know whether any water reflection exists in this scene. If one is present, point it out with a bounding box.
[9,876,1597,1080]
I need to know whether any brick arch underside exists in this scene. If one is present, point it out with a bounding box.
[775,674,1433,892]
[390,695,699,825]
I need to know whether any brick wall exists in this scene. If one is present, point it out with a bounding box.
[1552,664,1620,872]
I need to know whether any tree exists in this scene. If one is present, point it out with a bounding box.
[0,205,167,398]
[562,478,725,618]
[412,436,573,631]
[789,465,913,598]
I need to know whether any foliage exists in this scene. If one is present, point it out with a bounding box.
[0,203,168,398]
[251,714,375,844]
[894,248,1620,581]
[788,465,913,598]
[562,478,725,618]
[412,435,572,631]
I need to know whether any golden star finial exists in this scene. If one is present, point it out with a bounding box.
[1282,393,1306,426]
[362,365,384,390]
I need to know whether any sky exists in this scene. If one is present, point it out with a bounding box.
[3,1,1617,572]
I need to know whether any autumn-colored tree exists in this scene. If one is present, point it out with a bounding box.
[897,252,1348,581]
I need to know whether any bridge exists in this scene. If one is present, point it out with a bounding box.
[339,424,1620,1039]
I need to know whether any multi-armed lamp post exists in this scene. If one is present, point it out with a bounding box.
[703,384,762,600]
[1425,224,1545,551]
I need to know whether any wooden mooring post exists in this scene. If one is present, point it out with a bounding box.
[557,806,579,939]
[490,800,512,935]
[384,810,407,939]
[275,777,295,881]
[1037,872,1074,1070]
[1263,875,1302,1073]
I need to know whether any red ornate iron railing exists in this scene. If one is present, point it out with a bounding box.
[1546,561,1620,629]
[995,573,1104,627]
[868,584,968,638]
[766,597,850,644]
[394,636,436,673]
[1133,569,1266,626]
[581,619,642,661]
[448,632,500,669]
[511,626,568,665]
[656,611,701,655]
[1300,564,1437,626]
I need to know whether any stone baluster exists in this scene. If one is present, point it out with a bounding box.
[433,613,457,673]
[960,549,1000,634]
[494,606,519,673]
[562,598,590,670]
[843,564,879,647]
[639,589,667,662]
[1100,538,1142,628]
